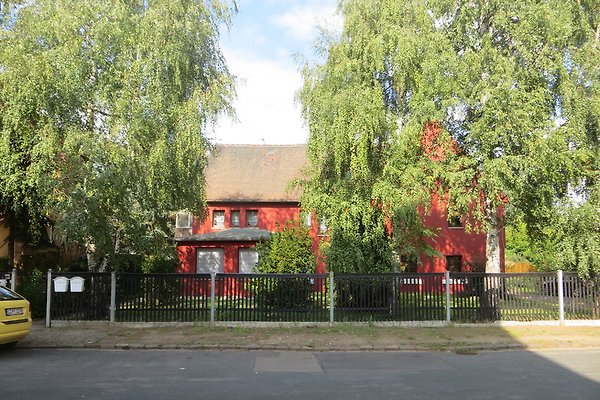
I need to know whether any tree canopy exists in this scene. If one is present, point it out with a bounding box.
[0,0,236,268]
[300,0,599,274]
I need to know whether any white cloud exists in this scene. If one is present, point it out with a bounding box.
[272,3,342,43]
[213,47,307,144]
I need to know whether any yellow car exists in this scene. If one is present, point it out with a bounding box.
[0,285,32,347]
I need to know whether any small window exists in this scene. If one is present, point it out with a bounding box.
[302,212,312,227]
[448,214,462,228]
[318,218,328,235]
[212,210,225,228]
[446,255,462,272]
[231,210,240,227]
[176,212,192,228]
[246,210,258,227]
[400,256,418,273]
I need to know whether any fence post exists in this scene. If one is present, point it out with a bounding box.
[110,271,116,323]
[46,269,52,328]
[11,268,17,291]
[329,272,334,324]
[557,270,565,324]
[210,273,216,323]
[445,271,451,323]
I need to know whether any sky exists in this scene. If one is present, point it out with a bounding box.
[211,0,342,145]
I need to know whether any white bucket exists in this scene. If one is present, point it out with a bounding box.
[53,276,69,292]
[70,276,85,292]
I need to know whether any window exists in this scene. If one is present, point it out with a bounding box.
[196,248,224,274]
[246,210,258,227]
[301,211,312,227]
[318,218,328,235]
[400,256,418,273]
[231,210,240,227]
[446,255,462,272]
[176,212,192,228]
[212,210,225,228]
[448,213,462,228]
[239,248,259,274]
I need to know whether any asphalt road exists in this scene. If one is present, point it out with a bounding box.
[1,349,599,400]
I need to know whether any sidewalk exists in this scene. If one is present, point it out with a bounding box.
[16,320,600,352]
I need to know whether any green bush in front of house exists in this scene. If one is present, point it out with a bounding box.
[255,221,316,309]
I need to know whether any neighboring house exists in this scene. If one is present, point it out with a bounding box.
[175,144,503,275]
[0,221,9,259]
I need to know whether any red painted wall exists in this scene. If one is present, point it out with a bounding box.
[420,194,505,272]
[177,199,502,275]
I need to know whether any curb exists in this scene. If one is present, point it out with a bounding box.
[16,342,554,353]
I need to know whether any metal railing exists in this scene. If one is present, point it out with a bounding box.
[42,270,600,325]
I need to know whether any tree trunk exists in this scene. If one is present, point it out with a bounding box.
[485,206,501,273]
[480,203,502,320]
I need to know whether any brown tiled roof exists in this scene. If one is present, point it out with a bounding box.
[205,144,307,202]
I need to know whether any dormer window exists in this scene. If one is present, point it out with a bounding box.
[176,212,192,228]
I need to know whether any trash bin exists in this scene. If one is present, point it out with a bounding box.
[53,276,69,292]
[70,276,85,292]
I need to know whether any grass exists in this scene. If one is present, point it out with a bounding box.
[66,290,599,324]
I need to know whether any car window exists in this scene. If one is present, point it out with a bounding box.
[0,286,22,300]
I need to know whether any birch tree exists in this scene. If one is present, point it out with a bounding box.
[0,0,236,268]
[300,0,599,273]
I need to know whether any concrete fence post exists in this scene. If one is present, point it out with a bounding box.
[329,272,335,324]
[11,268,17,291]
[445,271,451,322]
[557,270,565,324]
[210,273,216,323]
[110,271,116,323]
[46,269,52,328]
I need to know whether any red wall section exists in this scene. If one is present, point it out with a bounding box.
[420,195,504,272]
[177,200,502,275]
[193,202,301,234]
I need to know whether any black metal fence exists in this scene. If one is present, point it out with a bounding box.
[45,271,600,324]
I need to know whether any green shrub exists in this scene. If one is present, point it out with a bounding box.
[18,268,47,319]
[256,221,315,274]
[257,278,314,309]
[106,254,144,273]
[142,255,178,273]
[254,221,316,309]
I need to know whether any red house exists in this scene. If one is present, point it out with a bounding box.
[175,144,503,274]
[175,145,323,275]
